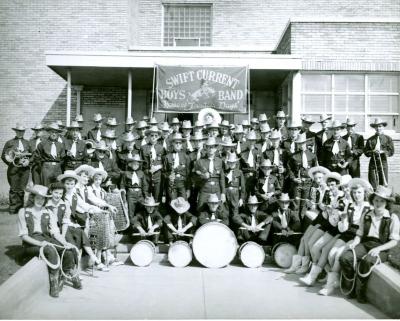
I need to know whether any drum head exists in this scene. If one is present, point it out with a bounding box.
[168,241,192,268]
[239,242,265,268]
[192,222,238,268]
[273,243,296,268]
[130,240,155,267]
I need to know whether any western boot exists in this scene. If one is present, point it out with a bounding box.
[69,268,82,290]
[299,264,322,286]
[319,272,339,296]
[284,255,302,274]
[295,256,310,275]
[49,271,60,298]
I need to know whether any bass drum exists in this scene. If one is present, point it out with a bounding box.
[272,242,297,268]
[130,240,156,267]
[239,241,265,268]
[192,222,238,268]
[168,241,192,268]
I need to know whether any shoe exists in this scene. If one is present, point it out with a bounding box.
[49,272,60,298]
[295,256,310,275]
[71,275,83,290]
[95,263,110,272]
[284,255,302,274]
[299,264,322,286]
[317,269,327,283]
[111,260,124,266]
[319,272,339,296]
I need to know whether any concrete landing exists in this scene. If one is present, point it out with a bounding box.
[3,254,388,319]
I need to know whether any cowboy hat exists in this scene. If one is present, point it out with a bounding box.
[170,197,190,214]
[348,178,373,192]
[194,120,204,128]
[221,137,236,147]
[12,123,26,131]
[250,117,259,124]
[171,133,184,142]
[95,140,108,151]
[241,119,251,127]
[25,185,52,198]
[247,195,261,204]
[344,117,357,127]
[226,152,239,163]
[205,137,218,146]
[170,117,180,125]
[160,122,170,132]
[122,132,138,142]
[207,121,220,129]
[233,125,244,134]
[31,123,44,131]
[246,131,257,141]
[318,114,332,123]
[294,133,309,144]
[275,110,286,118]
[106,117,119,127]
[278,193,291,203]
[93,113,103,122]
[286,119,303,129]
[125,117,136,125]
[126,153,143,163]
[207,193,220,203]
[260,123,271,133]
[182,120,193,129]
[258,113,268,122]
[147,125,160,134]
[75,114,84,123]
[308,166,330,179]
[142,115,150,122]
[136,120,148,129]
[46,122,63,132]
[370,118,387,128]
[148,117,158,125]
[67,120,81,129]
[260,158,275,168]
[75,164,95,177]
[142,195,159,207]
[301,115,314,124]
[269,130,281,140]
[340,174,352,187]
[56,120,65,128]
[330,120,345,129]
[102,129,116,139]
[369,185,395,202]
[57,170,81,183]
[92,168,108,181]
[191,132,205,141]
[220,120,230,127]
[324,172,342,183]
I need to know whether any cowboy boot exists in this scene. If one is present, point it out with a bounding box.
[295,256,310,275]
[49,270,60,298]
[284,255,302,274]
[69,268,83,290]
[355,276,368,304]
[319,272,339,296]
[299,264,322,286]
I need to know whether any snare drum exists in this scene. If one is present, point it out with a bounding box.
[130,240,156,267]
[168,241,192,268]
[239,241,265,268]
[192,222,238,268]
[272,242,297,268]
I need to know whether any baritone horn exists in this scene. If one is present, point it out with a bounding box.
[5,150,31,167]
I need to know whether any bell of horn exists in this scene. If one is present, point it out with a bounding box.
[198,107,222,126]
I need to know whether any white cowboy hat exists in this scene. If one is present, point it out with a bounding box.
[142,195,160,207]
[247,195,261,204]
[170,197,190,214]
[348,178,373,192]
[207,193,220,203]
[308,166,330,179]
[75,164,95,177]
[92,168,108,181]
[25,185,51,198]
[57,170,81,183]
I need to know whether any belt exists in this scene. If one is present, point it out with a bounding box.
[43,161,59,165]
[128,187,142,192]
[228,186,238,190]
[206,181,216,186]
[244,172,254,177]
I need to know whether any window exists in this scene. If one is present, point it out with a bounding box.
[301,73,400,132]
[163,4,212,47]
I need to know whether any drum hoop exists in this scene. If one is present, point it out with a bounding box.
[272,242,296,261]
[239,241,263,254]
[133,239,156,251]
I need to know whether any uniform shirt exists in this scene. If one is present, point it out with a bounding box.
[271,208,301,232]
[164,151,191,184]
[140,143,165,172]
[233,209,271,228]
[120,169,148,192]
[255,173,281,199]
[132,210,163,230]
[87,155,120,183]
[322,137,352,169]
[17,207,60,237]
[87,127,103,142]
[240,145,262,173]
[34,138,65,163]
[356,210,400,241]
[194,156,226,193]
[64,139,87,163]
[287,150,318,181]
[198,204,229,226]
[342,132,364,158]
[164,211,197,228]
[1,137,31,166]
[364,134,394,159]
[224,167,246,199]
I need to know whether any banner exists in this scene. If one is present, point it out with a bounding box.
[156,65,248,113]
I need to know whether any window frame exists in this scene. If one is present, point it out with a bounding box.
[300,72,400,135]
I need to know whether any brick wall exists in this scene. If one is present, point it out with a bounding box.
[133,0,400,47]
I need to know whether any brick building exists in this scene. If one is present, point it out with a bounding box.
[1,0,400,194]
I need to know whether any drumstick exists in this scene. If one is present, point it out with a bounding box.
[132,232,160,236]
[274,232,303,235]
[172,232,194,237]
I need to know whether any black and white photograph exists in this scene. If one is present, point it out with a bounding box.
[0,0,399,319]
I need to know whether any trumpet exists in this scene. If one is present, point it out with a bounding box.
[5,150,31,167]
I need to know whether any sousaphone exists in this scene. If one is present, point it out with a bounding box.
[198,108,222,126]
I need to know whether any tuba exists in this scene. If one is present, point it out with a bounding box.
[198,108,222,126]
[5,150,31,167]
[85,139,96,154]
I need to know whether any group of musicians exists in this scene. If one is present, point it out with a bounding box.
[1,110,399,303]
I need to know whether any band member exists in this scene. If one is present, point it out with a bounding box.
[117,132,139,171]
[181,121,194,153]
[232,125,246,155]
[342,118,364,178]
[193,120,204,135]
[29,123,45,185]
[34,122,65,186]
[159,122,172,153]
[287,133,318,214]
[135,120,149,150]
[340,186,399,303]
[262,130,286,189]
[141,126,166,203]
[74,114,86,140]
[101,129,118,161]
[315,114,333,165]
[273,110,288,141]
[233,195,272,245]
[198,193,229,226]
[1,123,31,213]
[206,122,221,143]
[241,119,251,136]
[255,159,281,212]
[194,137,226,209]
[320,178,372,296]
[163,197,197,244]
[219,120,232,141]
[132,195,163,243]
[87,113,103,143]
[164,133,191,201]
[281,119,302,155]
[63,121,87,171]
[223,152,245,218]
[56,120,67,144]
[322,120,352,175]
[220,137,236,165]
[258,113,269,127]
[271,193,301,246]
[117,117,136,148]
[364,118,394,189]
[259,123,272,153]
[300,115,315,152]
[103,117,118,150]
[148,117,158,127]
[240,131,261,196]
[17,185,80,297]
[170,117,181,135]
[120,154,148,224]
